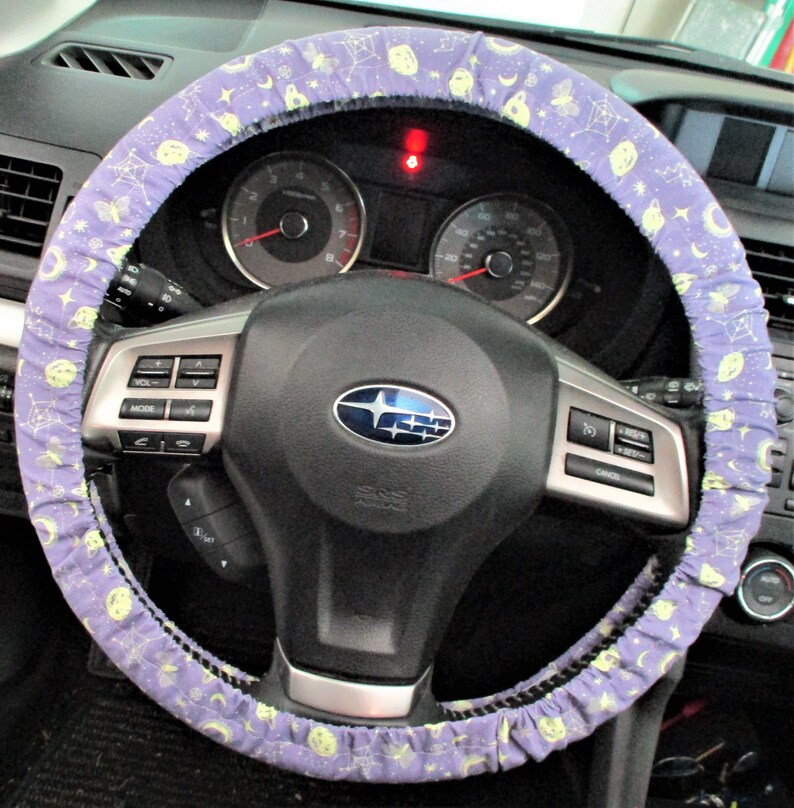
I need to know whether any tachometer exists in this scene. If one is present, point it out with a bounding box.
[430,194,572,323]
[222,152,364,288]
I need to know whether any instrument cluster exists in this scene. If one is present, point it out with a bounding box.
[139,107,665,370]
[219,147,573,325]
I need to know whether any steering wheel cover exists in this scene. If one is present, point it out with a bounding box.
[15,27,776,781]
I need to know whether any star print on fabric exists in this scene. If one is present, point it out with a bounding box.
[73,220,88,232]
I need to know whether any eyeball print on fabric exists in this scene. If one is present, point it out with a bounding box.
[15,27,776,782]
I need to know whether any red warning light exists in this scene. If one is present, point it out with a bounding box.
[403,153,421,173]
[404,128,428,154]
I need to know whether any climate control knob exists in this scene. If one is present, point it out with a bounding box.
[736,551,794,622]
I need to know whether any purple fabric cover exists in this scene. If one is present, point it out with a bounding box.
[15,27,776,782]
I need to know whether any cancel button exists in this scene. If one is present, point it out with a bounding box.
[119,398,166,420]
[565,453,654,496]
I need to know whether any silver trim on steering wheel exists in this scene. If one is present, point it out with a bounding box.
[275,640,432,719]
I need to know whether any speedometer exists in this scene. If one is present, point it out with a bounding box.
[222,152,365,288]
[430,194,572,324]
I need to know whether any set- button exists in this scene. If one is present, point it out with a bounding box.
[567,408,654,464]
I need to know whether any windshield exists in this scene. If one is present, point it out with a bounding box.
[340,0,794,75]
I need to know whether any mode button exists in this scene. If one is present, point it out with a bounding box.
[119,398,166,420]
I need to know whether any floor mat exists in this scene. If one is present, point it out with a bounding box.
[6,679,588,807]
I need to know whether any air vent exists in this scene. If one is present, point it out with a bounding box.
[744,238,794,330]
[45,44,167,81]
[0,156,62,258]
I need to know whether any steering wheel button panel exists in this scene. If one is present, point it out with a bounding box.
[565,453,654,497]
[119,398,166,420]
[82,312,242,454]
[567,408,611,451]
[548,357,687,527]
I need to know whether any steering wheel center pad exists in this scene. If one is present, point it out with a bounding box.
[225,273,556,681]
[15,27,776,782]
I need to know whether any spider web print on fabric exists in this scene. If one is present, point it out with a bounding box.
[110,150,153,204]
[335,31,379,77]
[580,95,626,140]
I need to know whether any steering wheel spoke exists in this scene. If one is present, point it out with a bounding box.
[545,347,692,530]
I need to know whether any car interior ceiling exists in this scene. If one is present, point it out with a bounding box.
[0,2,793,807]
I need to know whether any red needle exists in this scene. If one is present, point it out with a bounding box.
[235,227,281,247]
[447,267,488,284]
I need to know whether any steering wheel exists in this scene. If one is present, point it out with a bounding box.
[15,27,777,782]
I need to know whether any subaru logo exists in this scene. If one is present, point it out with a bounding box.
[334,385,455,446]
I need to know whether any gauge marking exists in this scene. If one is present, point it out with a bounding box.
[222,151,365,288]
